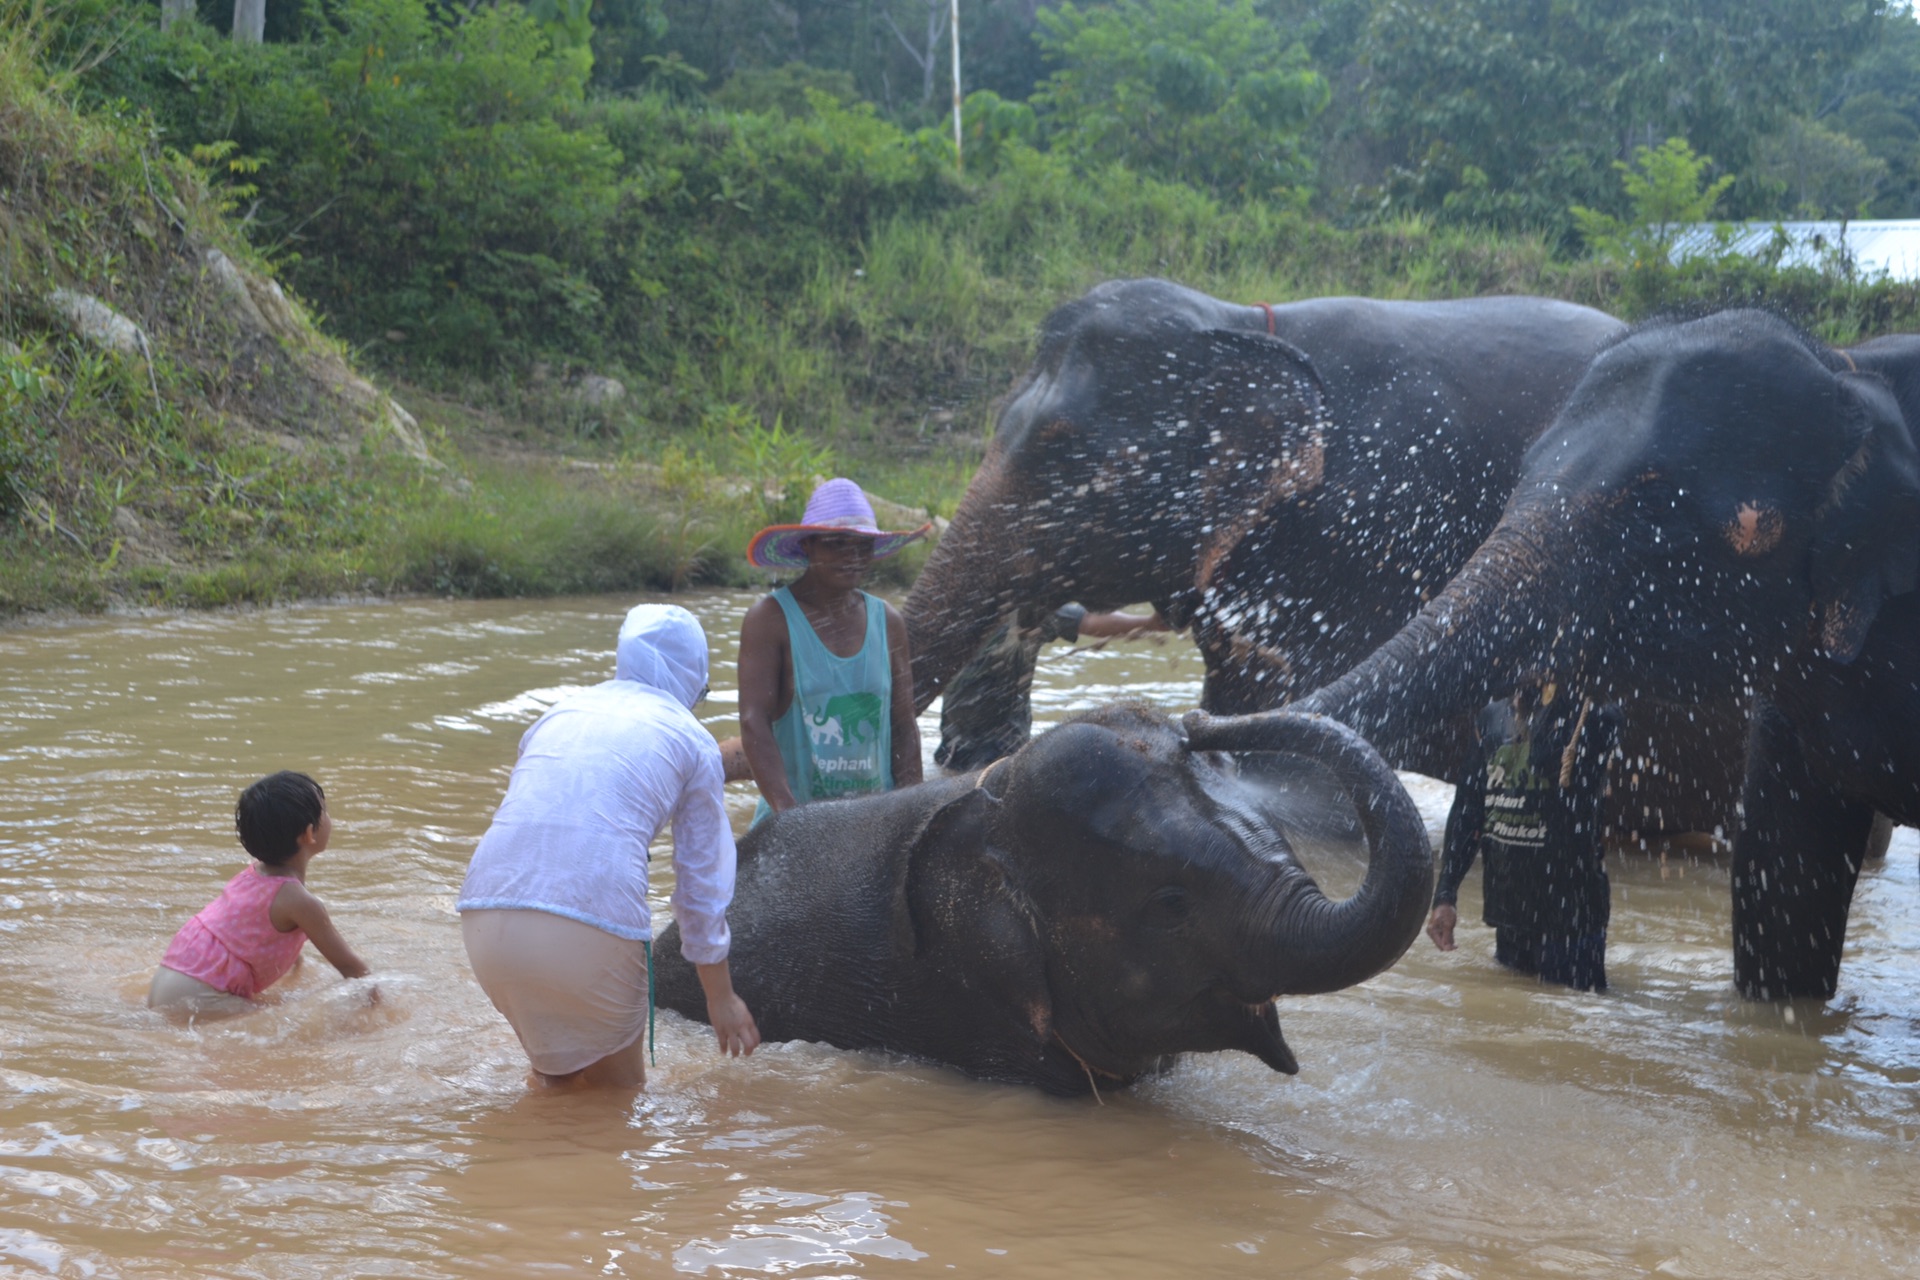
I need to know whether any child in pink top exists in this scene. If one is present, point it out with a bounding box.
[149,772,370,1019]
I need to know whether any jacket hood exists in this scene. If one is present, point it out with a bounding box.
[615,604,709,709]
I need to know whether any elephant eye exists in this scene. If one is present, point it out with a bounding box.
[1149,885,1192,919]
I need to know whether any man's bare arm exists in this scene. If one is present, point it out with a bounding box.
[885,604,923,788]
[737,598,800,811]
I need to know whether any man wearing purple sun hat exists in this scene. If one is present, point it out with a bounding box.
[738,478,932,825]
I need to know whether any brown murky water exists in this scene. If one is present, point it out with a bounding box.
[0,591,1914,1279]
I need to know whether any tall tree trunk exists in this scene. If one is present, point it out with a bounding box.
[232,0,265,45]
[882,0,949,106]
[160,0,194,32]
[920,0,941,104]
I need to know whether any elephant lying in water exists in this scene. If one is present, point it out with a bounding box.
[904,277,1745,836]
[655,704,1432,1095]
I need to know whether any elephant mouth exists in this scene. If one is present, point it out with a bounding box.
[1148,991,1304,1077]
[1236,998,1299,1076]
[1051,991,1297,1086]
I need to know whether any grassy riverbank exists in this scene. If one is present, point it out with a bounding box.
[10,1,1920,617]
[0,0,865,613]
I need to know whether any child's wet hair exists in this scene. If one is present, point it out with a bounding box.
[235,771,327,864]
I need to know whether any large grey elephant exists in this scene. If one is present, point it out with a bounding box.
[1282,309,1920,999]
[904,278,1742,834]
[654,704,1432,1095]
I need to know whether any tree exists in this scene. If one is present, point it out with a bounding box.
[642,0,1034,120]
[1571,137,1734,268]
[232,0,263,44]
[1355,0,1889,233]
[1032,0,1328,200]
[1750,116,1888,218]
[1814,7,1920,216]
[882,0,952,106]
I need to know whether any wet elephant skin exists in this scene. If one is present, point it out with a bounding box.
[655,705,1433,1095]
[902,278,1743,834]
[1298,310,1920,1000]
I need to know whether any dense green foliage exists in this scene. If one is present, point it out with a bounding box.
[1573,140,1735,268]
[627,0,1920,226]
[0,0,797,612]
[14,0,1920,616]
[1031,0,1327,200]
[61,0,1920,400]
[1352,0,1884,227]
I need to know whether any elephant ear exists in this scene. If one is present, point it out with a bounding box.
[1167,330,1330,706]
[896,787,1054,1045]
[1177,330,1331,593]
[1811,373,1920,662]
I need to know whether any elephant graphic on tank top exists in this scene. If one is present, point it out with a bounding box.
[810,692,885,747]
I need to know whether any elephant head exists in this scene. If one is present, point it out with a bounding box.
[906,279,1327,710]
[1297,309,1920,774]
[898,703,1433,1089]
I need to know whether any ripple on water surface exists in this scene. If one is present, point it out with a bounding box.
[0,593,1914,1278]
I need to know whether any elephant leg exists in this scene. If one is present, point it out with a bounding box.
[933,621,1046,772]
[1197,625,1300,714]
[1866,811,1895,861]
[1189,524,1308,715]
[1731,702,1874,1001]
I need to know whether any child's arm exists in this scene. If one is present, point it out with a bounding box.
[270,881,371,979]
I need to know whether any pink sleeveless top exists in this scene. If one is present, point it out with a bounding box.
[160,866,308,999]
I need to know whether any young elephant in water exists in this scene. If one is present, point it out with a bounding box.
[655,704,1432,1095]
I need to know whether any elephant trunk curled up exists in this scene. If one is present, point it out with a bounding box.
[651,703,1433,1095]
[1178,708,1434,995]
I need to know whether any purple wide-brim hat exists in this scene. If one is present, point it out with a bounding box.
[746,477,932,570]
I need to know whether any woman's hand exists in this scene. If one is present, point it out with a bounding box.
[706,992,761,1057]
[694,959,761,1057]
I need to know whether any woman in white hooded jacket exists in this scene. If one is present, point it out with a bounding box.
[459,604,759,1088]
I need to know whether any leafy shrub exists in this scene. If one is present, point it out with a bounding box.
[74,0,619,370]
[1572,138,1736,270]
[1032,0,1327,202]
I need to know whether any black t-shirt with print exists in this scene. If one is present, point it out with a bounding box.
[1435,696,1621,938]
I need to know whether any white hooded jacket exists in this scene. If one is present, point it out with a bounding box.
[458,604,735,963]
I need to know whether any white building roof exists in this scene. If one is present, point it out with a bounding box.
[1669,220,1920,280]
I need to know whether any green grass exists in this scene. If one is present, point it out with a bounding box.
[12,0,1920,618]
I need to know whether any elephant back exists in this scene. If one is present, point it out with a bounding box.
[656,776,982,1042]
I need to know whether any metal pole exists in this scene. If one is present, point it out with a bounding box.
[950,0,963,172]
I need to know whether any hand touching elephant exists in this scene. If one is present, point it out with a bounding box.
[654,704,1433,1095]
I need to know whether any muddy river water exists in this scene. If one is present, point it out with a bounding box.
[0,590,1914,1279]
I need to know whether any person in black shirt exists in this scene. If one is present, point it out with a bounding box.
[1426,677,1622,992]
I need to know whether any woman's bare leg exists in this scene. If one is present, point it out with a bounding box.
[528,1033,646,1090]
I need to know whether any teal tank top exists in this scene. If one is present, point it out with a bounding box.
[753,587,894,826]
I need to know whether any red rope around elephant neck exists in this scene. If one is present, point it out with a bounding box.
[1258,302,1276,334]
